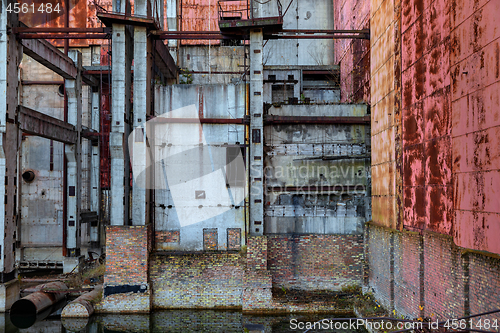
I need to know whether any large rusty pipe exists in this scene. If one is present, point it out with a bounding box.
[61,285,102,318]
[11,282,68,316]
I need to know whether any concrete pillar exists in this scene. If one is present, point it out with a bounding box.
[90,89,100,245]
[110,24,132,225]
[0,4,21,311]
[249,29,264,236]
[131,0,152,226]
[65,50,83,255]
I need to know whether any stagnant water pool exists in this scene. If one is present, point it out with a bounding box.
[6,306,370,333]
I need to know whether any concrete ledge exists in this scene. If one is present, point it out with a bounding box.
[0,279,20,312]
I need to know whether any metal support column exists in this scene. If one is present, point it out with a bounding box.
[65,50,83,256]
[249,29,264,235]
[90,89,100,244]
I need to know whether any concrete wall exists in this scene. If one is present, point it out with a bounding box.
[179,46,246,85]
[261,0,334,67]
[264,104,371,234]
[153,84,246,251]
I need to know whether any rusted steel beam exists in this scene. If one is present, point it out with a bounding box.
[148,117,247,124]
[188,71,245,74]
[267,185,366,192]
[18,106,77,145]
[268,35,370,39]
[21,80,65,85]
[281,29,370,34]
[14,27,109,33]
[153,40,178,79]
[81,127,100,145]
[82,73,99,87]
[154,33,230,40]
[21,38,77,79]
[152,31,369,40]
[264,115,370,125]
[97,12,159,29]
[18,33,109,39]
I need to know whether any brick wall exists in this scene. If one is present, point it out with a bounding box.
[393,232,422,319]
[334,0,371,103]
[247,236,267,270]
[423,233,465,319]
[469,253,500,322]
[366,225,394,309]
[105,226,150,286]
[101,225,151,313]
[150,252,245,309]
[267,234,364,291]
[367,223,500,321]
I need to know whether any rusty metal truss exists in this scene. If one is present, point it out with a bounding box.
[18,106,78,145]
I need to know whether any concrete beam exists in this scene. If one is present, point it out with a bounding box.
[131,26,151,226]
[90,90,100,244]
[18,106,77,144]
[249,29,264,236]
[65,50,83,256]
[110,24,132,226]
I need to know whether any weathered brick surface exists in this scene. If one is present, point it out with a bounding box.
[100,292,151,313]
[423,233,465,319]
[101,225,151,313]
[394,232,422,319]
[368,224,500,321]
[469,253,500,323]
[150,252,245,309]
[104,225,150,286]
[267,234,364,291]
[367,225,394,309]
[242,270,274,311]
[227,228,241,251]
[203,228,218,250]
[155,230,180,244]
[247,236,267,270]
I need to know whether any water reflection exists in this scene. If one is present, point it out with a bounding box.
[5,310,368,333]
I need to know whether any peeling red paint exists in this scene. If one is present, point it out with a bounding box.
[334,0,370,103]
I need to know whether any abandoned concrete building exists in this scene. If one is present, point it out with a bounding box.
[0,0,499,324]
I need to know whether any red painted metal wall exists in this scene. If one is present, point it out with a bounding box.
[180,0,247,45]
[401,0,453,235]
[450,0,500,254]
[334,0,370,103]
[401,0,500,255]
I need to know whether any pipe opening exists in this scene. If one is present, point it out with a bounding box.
[22,170,35,183]
[10,299,37,316]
